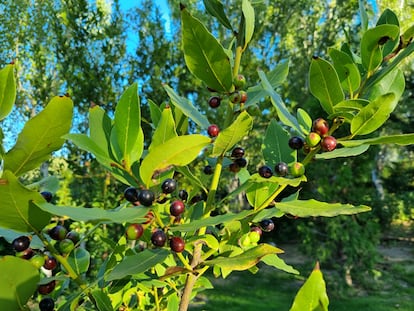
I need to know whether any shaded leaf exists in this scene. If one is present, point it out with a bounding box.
[368,68,404,101]
[89,105,112,159]
[0,63,16,121]
[67,248,90,275]
[91,289,114,311]
[203,0,233,30]
[297,108,312,135]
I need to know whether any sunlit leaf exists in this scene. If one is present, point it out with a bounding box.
[0,63,16,121]
[242,0,255,50]
[89,105,112,159]
[328,48,360,93]
[91,289,114,311]
[315,145,369,159]
[149,106,177,152]
[340,134,414,147]
[262,254,299,274]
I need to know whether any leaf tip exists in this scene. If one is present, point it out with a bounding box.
[314,261,321,271]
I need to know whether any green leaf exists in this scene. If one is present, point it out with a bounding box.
[203,0,233,30]
[262,120,296,168]
[0,63,16,121]
[67,248,90,275]
[181,6,233,92]
[328,48,361,93]
[106,249,169,281]
[359,0,368,32]
[290,263,329,311]
[368,68,404,101]
[4,95,73,176]
[340,134,414,147]
[211,111,253,157]
[140,135,211,187]
[252,208,284,222]
[149,99,162,128]
[258,70,302,134]
[0,256,40,310]
[149,107,177,152]
[246,181,279,209]
[262,254,299,274]
[242,0,255,50]
[276,199,371,217]
[309,57,344,115]
[36,202,147,223]
[89,105,112,159]
[333,99,369,113]
[163,84,210,129]
[315,145,369,159]
[114,83,141,164]
[351,93,397,136]
[360,24,399,73]
[205,244,283,271]
[376,9,400,57]
[91,289,114,311]
[297,108,312,135]
[0,170,51,232]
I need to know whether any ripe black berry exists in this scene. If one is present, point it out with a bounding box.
[48,225,68,241]
[207,124,220,137]
[260,219,275,232]
[124,187,139,203]
[170,200,185,217]
[66,231,80,244]
[39,297,55,311]
[38,280,56,295]
[138,189,155,207]
[203,165,213,175]
[170,236,185,252]
[43,256,58,270]
[274,162,289,177]
[178,189,189,201]
[12,236,30,252]
[161,178,177,194]
[231,147,245,158]
[208,96,221,108]
[17,248,34,259]
[258,165,273,178]
[288,136,304,150]
[234,157,247,168]
[40,191,53,203]
[151,230,167,247]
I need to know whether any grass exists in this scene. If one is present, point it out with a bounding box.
[189,243,414,311]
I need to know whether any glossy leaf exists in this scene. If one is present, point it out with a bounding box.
[149,106,177,152]
[252,208,284,222]
[36,202,147,223]
[67,248,90,275]
[262,119,296,168]
[140,135,211,187]
[0,170,50,232]
[106,249,169,281]
[205,244,283,271]
[114,83,141,164]
[262,254,299,274]
[376,9,399,56]
[351,93,396,136]
[290,263,329,311]
[297,108,312,135]
[359,0,368,32]
[181,6,232,92]
[340,134,414,147]
[246,181,279,209]
[333,99,369,113]
[328,48,361,93]
[0,63,16,121]
[4,95,73,176]
[368,68,404,101]
[89,105,112,159]
[315,145,369,159]
[211,111,253,157]
[309,57,344,115]
[163,84,210,129]
[360,24,399,73]
[275,199,371,217]
[242,0,255,50]
[91,289,114,311]
[149,99,162,128]
[259,70,302,134]
[203,0,233,30]
[0,256,39,310]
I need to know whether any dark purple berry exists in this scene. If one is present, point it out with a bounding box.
[161,178,177,194]
[170,236,185,252]
[40,191,53,203]
[170,200,185,217]
[260,219,275,232]
[178,189,188,201]
[66,231,80,244]
[43,256,58,270]
[151,230,167,247]
[48,225,68,241]
[17,248,34,259]
[203,165,213,175]
[288,136,304,150]
[207,124,220,137]
[258,165,273,178]
[12,236,30,252]
[138,189,155,207]
[229,162,241,173]
[208,96,221,108]
[274,162,289,177]
[234,158,247,168]
[124,187,139,203]
[38,280,56,295]
[39,297,55,311]
[231,147,245,158]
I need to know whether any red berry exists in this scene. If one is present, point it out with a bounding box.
[125,223,144,240]
[170,236,185,252]
[208,96,221,108]
[312,118,330,136]
[151,230,167,247]
[38,280,56,295]
[207,124,220,137]
[239,91,247,103]
[43,256,58,270]
[321,135,337,152]
[170,200,185,217]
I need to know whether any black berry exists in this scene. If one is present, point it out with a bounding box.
[40,191,53,203]
[12,236,30,252]
[258,165,273,178]
[170,236,185,252]
[48,225,68,241]
[138,189,155,207]
[229,162,241,173]
[208,96,221,108]
[234,158,247,168]
[260,219,275,232]
[124,187,139,203]
[39,297,55,311]
[43,256,58,270]
[288,136,304,150]
[231,147,245,158]
[66,231,80,244]
[151,230,167,247]
[274,162,289,177]
[203,165,213,175]
[170,200,185,217]
[178,189,189,201]
[161,178,177,194]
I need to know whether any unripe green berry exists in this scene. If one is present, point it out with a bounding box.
[233,74,246,89]
[306,132,321,147]
[290,162,305,177]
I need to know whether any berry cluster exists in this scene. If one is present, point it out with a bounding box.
[229,146,247,173]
